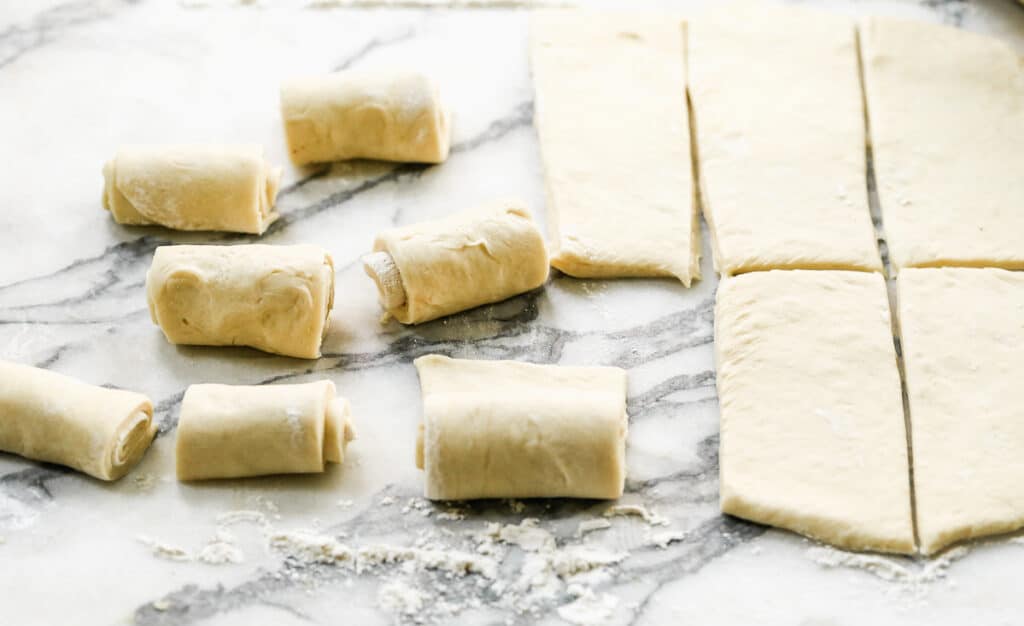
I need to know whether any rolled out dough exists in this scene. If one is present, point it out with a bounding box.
[102,144,281,234]
[176,380,355,481]
[689,2,880,275]
[530,11,700,283]
[280,70,450,165]
[716,270,914,554]
[146,244,335,359]
[898,268,1024,554]
[861,18,1024,270]
[414,355,628,500]
[365,200,548,325]
[0,360,155,481]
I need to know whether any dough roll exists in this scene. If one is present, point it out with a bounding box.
[146,244,335,359]
[280,70,451,165]
[363,201,549,324]
[414,355,628,500]
[102,144,282,234]
[0,360,155,481]
[176,381,355,481]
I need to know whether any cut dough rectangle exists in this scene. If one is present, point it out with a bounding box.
[898,268,1024,554]
[715,270,913,554]
[861,18,1024,270]
[689,2,880,276]
[530,10,700,284]
[414,355,628,500]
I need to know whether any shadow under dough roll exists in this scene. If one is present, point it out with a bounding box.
[0,360,155,481]
[176,381,355,481]
[146,244,335,359]
[414,355,629,500]
[362,200,549,324]
[280,70,451,165]
[102,144,281,234]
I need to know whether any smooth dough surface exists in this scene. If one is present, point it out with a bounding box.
[280,70,450,165]
[367,200,548,324]
[0,360,155,481]
[715,270,914,553]
[146,244,335,359]
[861,18,1024,270]
[898,268,1024,554]
[531,11,700,283]
[414,355,628,500]
[102,144,281,234]
[689,3,880,275]
[176,380,355,481]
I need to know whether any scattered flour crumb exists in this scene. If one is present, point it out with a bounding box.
[337,499,354,508]
[750,545,763,556]
[806,545,970,587]
[557,585,619,625]
[603,504,669,526]
[648,530,686,549]
[137,535,191,561]
[216,510,269,527]
[379,495,396,506]
[197,539,244,565]
[577,519,612,537]
[491,518,555,552]
[377,580,427,616]
[437,507,466,521]
[152,599,171,612]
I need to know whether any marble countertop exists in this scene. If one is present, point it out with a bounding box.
[2,1,1024,625]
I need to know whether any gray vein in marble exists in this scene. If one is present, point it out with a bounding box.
[0,1,123,69]
[331,25,418,71]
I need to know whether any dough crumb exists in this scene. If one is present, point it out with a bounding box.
[576,519,612,537]
[648,530,686,549]
[377,579,427,616]
[603,504,669,526]
[806,544,970,589]
[557,585,619,625]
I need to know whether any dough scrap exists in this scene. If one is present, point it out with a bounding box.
[102,144,281,234]
[146,244,335,359]
[861,18,1024,270]
[689,2,880,275]
[365,200,548,324]
[280,70,450,165]
[898,268,1024,554]
[414,355,628,500]
[715,270,914,554]
[0,360,155,481]
[530,10,700,283]
[176,380,355,480]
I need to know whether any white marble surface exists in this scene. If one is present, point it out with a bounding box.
[1,1,1024,625]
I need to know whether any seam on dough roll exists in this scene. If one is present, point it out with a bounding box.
[413,355,628,500]
[176,381,355,481]
[0,360,155,481]
[366,199,549,324]
[145,244,335,359]
[101,144,281,234]
[280,69,451,165]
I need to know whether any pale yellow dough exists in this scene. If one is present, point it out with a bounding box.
[898,268,1024,554]
[146,244,335,359]
[530,11,700,283]
[0,360,155,481]
[689,3,880,275]
[176,381,355,481]
[280,70,450,165]
[861,18,1024,270]
[414,355,628,501]
[102,144,281,234]
[364,200,548,324]
[716,271,914,554]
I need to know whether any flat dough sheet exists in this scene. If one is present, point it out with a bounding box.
[530,10,700,284]
[898,268,1024,554]
[861,18,1024,270]
[716,270,914,553]
[689,3,880,275]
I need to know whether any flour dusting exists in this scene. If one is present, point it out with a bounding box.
[807,544,970,589]
[603,504,669,526]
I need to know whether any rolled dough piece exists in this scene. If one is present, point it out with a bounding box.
[176,381,355,480]
[530,11,700,283]
[146,244,335,359]
[689,3,880,275]
[716,270,914,554]
[280,70,450,165]
[0,360,155,481]
[861,18,1024,270]
[102,144,281,234]
[363,200,548,324]
[898,268,1024,554]
[414,355,628,500]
